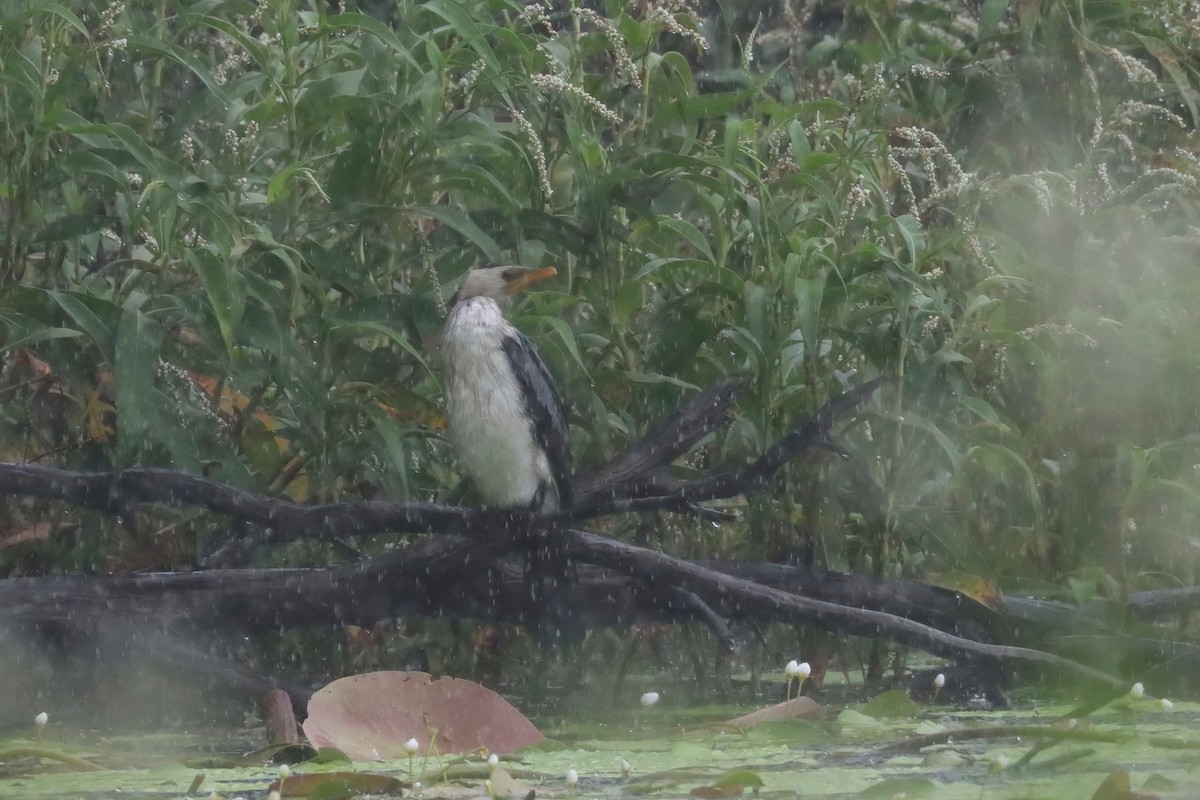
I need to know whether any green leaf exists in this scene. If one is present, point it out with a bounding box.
[406,205,502,262]
[721,326,768,376]
[422,1,505,80]
[625,373,701,391]
[713,770,764,789]
[1,326,84,352]
[531,315,588,374]
[1135,34,1200,125]
[879,410,960,467]
[32,213,108,243]
[105,123,188,188]
[325,13,421,69]
[613,280,644,327]
[188,13,277,87]
[327,320,433,376]
[47,290,116,362]
[126,34,228,103]
[860,777,936,799]
[979,0,1008,36]
[961,396,1004,426]
[793,274,824,355]
[856,689,921,719]
[657,217,715,262]
[789,119,810,161]
[187,249,246,352]
[30,3,90,37]
[889,214,926,269]
[365,404,413,500]
[114,299,164,460]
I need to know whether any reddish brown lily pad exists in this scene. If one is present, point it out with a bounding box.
[302,671,543,761]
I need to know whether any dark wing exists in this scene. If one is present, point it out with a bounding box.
[501,331,573,508]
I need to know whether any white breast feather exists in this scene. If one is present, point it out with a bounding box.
[443,297,553,507]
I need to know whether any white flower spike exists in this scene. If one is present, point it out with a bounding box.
[567,768,579,789]
[640,691,660,707]
[785,659,800,678]
[1157,698,1174,711]
[487,753,500,768]
[1129,682,1145,700]
[404,737,420,755]
[620,758,631,777]
[277,764,291,779]
[34,712,48,728]
[796,662,812,680]
[933,673,946,690]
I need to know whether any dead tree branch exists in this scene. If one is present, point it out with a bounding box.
[0,376,1130,691]
[564,529,1125,689]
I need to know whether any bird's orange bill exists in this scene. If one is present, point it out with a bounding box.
[504,266,557,294]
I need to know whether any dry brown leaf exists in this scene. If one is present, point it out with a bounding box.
[720,696,822,728]
[0,522,78,549]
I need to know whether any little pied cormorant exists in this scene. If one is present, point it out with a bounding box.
[442,263,572,513]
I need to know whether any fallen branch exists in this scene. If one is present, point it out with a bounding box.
[0,377,1128,694]
[565,529,1126,690]
[0,378,881,547]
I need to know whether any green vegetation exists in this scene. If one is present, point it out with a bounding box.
[2,699,1198,798]
[2,0,1200,684]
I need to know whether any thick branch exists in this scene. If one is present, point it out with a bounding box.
[1126,586,1200,620]
[1,377,1118,689]
[0,530,1129,689]
[0,379,878,546]
[564,529,1125,689]
[565,377,884,519]
[572,378,748,504]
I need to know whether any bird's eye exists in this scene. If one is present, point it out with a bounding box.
[501,269,520,282]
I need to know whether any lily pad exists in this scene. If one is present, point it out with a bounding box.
[267,771,406,798]
[859,776,937,798]
[302,671,544,761]
[856,690,922,719]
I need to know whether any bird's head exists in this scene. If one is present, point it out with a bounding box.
[453,263,558,303]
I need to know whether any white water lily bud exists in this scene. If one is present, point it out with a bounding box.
[933,673,946,689]
[1129,682,1145,700]
[34,712,48,728]
[797,661,812,680]
[785,659,800,678]
[620,758,631,777]
[567,768,579,789]
[487,753,499,768]
[640,691,660,706]
[277,764,291,779]
[1157,698,1173,711]
[404,737,420,754]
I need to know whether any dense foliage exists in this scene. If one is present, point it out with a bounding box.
[2,0,1200,682]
